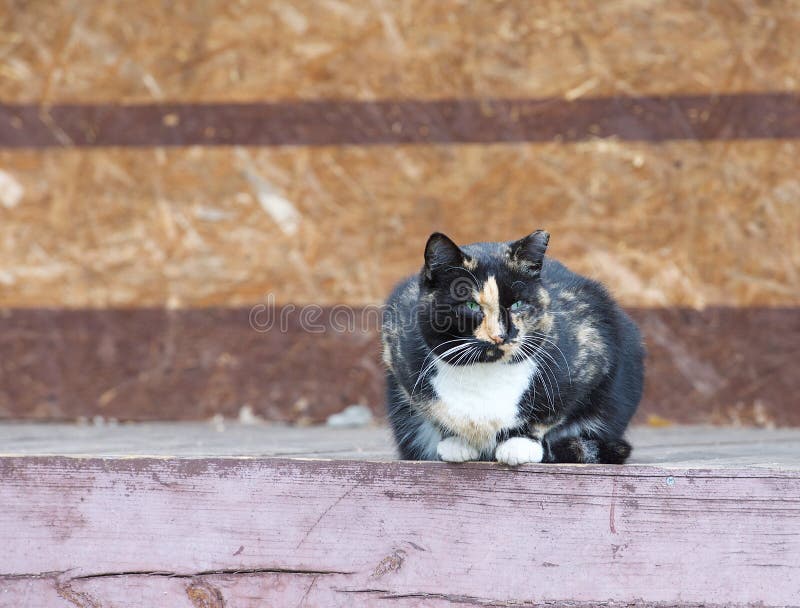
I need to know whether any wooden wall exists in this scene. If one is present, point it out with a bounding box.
[1,1,798,423]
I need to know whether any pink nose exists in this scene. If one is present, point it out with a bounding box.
[490,334,504,345]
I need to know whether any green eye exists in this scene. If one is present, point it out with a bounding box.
[465,301,481,311]
[510,300,525,311]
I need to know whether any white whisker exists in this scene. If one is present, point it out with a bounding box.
[526,333,572,386]
[518,342,554,414]
[412,339,473,396]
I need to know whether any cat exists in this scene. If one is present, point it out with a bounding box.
[381,230,645,465]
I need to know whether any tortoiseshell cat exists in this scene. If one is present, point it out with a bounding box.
[381,231,644,465]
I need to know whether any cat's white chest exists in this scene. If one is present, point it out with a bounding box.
[430,358,536,449]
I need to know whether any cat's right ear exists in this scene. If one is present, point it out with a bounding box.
[509,230,550,275]
[424,232,465,280]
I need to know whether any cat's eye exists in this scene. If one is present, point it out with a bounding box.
[510,300,525,311]
[465,301,481,312]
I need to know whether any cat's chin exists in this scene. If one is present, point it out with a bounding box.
[457,352,533,366]
[498,345,532,364]
[440,347,512,365]
[481,346,505,363]
[452,344,530,365]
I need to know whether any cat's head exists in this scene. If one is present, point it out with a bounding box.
[417,231,553,364]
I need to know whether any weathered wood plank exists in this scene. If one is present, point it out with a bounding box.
[2,577,750,608]
[1,456,799,607]
[0,575,755,608]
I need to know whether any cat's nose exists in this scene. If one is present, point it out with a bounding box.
[489,333,506,345]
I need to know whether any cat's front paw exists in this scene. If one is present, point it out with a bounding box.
[495,437,543,466]
[437,436,480,462]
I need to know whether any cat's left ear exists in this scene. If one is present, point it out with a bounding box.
[509,230,550,275]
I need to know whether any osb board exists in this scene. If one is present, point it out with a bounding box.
[0,307,796,426]
[1,456,799,607]
[1,141,798,308]
[2,0,799,103]
[2,424,800,470]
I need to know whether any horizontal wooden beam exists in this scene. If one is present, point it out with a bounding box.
[0,307,797,426]
[2,94,800,148]
[1,454,798,606]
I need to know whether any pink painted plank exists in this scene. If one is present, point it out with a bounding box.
[1,457,799,607]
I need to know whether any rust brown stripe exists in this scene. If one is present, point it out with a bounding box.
[2,93,799,147]
[0,306,797,426]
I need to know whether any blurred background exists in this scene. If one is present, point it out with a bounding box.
[0,1,797,428]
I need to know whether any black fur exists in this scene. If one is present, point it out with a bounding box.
[381,231,645,465]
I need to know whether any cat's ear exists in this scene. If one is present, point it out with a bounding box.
[424,232,465,280]
[509,230,550,275]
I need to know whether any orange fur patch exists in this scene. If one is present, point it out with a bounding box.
[473,276,504,343]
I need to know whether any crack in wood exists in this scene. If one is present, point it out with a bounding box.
[0,566,353,581]
[334,590,767,607]
[609,476,618,534]
[295,482,359,549]
[335,588,536,606]
[73,567,353,580]
[294,574,319,608]
[444,462,800,481]
[0,570,64,580]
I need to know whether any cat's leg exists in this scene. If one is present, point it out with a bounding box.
[494,437,544,465]
[386,372,441,460]
[437,435,480,462]
[546,308,642,465]
[542,313,641,465]
[493,426,544,465]
[545,435,631,464]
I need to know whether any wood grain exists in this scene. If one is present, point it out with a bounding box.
[3,0,800,103]
[2,141,799,309]
[1,455,799,606]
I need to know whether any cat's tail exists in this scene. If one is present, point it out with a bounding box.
[545,436,633,464]
[597,437,632,464]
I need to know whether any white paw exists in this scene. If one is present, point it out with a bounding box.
[437,436,480,462]
[495,437,543,466]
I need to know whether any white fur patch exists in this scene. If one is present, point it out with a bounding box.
[430,358,537,451]
[495,437,544,465]
[437,436,480,462]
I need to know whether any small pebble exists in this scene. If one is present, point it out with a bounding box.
[238,404,264,425]
[326,404,374,428]
[210,414,226,432]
